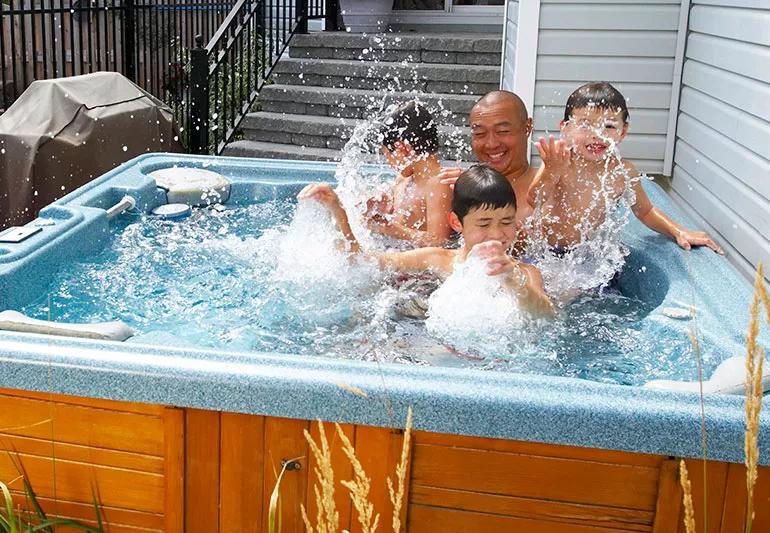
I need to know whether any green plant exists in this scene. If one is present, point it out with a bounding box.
[1,476,103,533]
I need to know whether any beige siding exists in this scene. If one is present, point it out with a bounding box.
[530,0,681,173]
[672,1,770,280]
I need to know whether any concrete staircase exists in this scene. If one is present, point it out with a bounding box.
[224,32,502,162]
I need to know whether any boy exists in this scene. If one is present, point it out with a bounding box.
[527,82,722,255]
[298,165,554,318]
[362,101,453,247]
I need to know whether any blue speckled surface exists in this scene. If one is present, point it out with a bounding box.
[0,153,767,465]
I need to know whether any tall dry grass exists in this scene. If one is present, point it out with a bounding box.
[681,264,768,533]
[744,264,768,533]
[679,460,696,533]
[296,408,413,533]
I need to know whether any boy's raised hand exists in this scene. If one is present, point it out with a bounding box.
[469,240,518,277]
[297,182,341,210]
[537,135,572,180]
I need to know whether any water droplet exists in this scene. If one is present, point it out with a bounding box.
[122,146,128,152]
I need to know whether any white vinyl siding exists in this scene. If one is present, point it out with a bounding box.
[672,1,770,280]
[511,0,682,173]
[502,1,519,90]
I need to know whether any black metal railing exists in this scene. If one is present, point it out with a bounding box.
[187,0,334,154]
[1,0,336,152]
[0,0,236,112]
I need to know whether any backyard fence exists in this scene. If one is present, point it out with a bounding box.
[0,0,336,151]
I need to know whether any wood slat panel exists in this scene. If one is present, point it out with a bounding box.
[261,417,309,533]
[0,453,165,513]
[413,431,663,467]
[305,421,355,532]
[0,393,165,455]
[652,459,682,533]
[184,409,220,533]
[0,388,166,415]
[410,443,660,511]
[7,491,164,531]
[351,425,409,533]
[410,485,653,531]
[677,459,729,533]
[163,407,185,533]
[0,433,164,473]
[408,504,642,533]
[219,413,265,533]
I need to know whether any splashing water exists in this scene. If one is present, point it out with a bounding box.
[525,131,643,303]
[426,253,532,357]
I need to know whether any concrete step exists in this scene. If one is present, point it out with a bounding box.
[289,31,502,65]
[271,57,499,95]
[240,112,474,160]
[259,84,477,127]
[223,140,343,162]
[223,140,474,167]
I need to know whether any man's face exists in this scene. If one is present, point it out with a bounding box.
[451,204,517,250]
[560,106,628,162]
[470,102,532,177]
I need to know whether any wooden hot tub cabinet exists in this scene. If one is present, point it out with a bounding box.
[0,388,767,532]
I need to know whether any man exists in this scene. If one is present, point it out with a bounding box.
[441,90,537,225]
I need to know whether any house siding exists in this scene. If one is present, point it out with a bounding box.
[672,0,770,279]
[502,1,519,91]
[504,0,682,173]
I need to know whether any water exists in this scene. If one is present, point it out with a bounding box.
[20,196,705,386]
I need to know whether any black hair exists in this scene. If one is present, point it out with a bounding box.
[452,165,516,222]
[380,101,439,155]
[563,82,630,123]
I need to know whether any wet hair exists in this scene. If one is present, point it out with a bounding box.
[380,101,439,155]
[452,165,516,223]
[563,82,630,123]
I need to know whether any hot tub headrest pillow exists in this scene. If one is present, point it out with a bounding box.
[0,310,134,341]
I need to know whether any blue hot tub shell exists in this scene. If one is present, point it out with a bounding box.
[0,153,767,464]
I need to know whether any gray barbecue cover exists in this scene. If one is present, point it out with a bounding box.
[0,71,184,228]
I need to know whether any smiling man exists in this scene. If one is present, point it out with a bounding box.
[443,91,538,225]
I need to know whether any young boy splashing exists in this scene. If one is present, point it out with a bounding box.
[298,165,554,319]
[526,82,722,300]
[335,101,454,249]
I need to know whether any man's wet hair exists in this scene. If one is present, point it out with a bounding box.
[380,101,439,155]
[452,165,516,222]
[563,82,630,123]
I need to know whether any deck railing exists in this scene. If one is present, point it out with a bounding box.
[0,0,337,152]
[187,0,334,154]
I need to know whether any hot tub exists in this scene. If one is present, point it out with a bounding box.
[0,153,767,532]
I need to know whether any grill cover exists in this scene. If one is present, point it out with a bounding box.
[0,71,184,228]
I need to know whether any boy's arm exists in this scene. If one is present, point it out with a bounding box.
[527,136,571,208]
[471,241,555,318]
[627,163,724,254]
[421,178,454,246]
[297,183,360,253]
[378,247,452,274]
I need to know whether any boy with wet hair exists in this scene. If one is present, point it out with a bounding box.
[298,165,554,318]
[527,81,722,255]
[362,100,453,246]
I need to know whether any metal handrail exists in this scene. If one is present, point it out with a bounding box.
[187,0,336,154]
